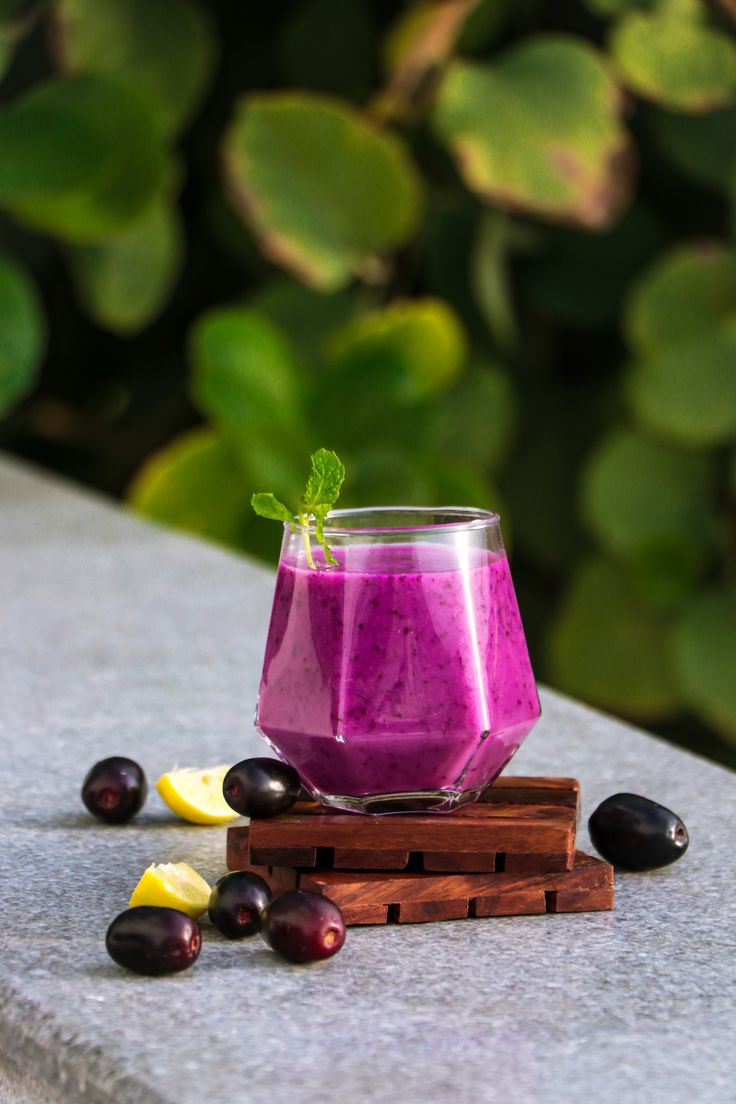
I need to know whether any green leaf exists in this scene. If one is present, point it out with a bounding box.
[472,213,521,350]
[53,0,217,137]
[458,0,511,53]
[625,246,736,446]
[251,492,293,523]
[344,446,506,537]
[326,298,466,399]
[229,423,310,508]
[0,0,36,80]
[430,361,516,474]
[580,427,716,599]
[249,279,359,370]
[0,22,16,80]
[383,0,475,72]
[0,76,170,241]
[609,9,736,113]
[301,448,345,513]
[377,0,482,122]
[345,446,435,506]
[222,92,423,290]
[626,245,736,354]
[66,200,183,334]
[249,447,345,568]
[433,37,633,229]
[651,106,736,191]
[424,456,507,519]
[628,327,736,446]
[0,78,105,201]
[583,0,656,13]
[0,252,46,415]
[190,307,309,511]
[671,586,736,742]
[128,428,259,552]
[547,557,680,719]
[190,308,303,434]
[300,447,345,565]
[311,300,465,453]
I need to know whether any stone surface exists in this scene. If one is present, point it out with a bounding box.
[1,454,734,1104]
[0,1054,66,1104]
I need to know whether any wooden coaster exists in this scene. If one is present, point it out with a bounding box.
[231,850,613,926]
[227,776,580,875]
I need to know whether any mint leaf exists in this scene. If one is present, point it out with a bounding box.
[301,448,345,514]
[250,448,345,568]
[251,492,292,522]
[301,449,344,566]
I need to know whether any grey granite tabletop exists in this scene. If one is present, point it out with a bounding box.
[1,453,734,1104]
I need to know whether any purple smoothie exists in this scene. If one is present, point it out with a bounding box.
[256,541,540,807]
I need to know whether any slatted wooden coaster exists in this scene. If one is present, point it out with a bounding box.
[228,848,613,925]
[226,777,613,925]
[227,776,580,876]
[274,850,613,924]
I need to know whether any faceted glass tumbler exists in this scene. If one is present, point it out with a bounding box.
[255,507,541,814]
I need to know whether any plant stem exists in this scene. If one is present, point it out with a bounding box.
[298,512,315,569]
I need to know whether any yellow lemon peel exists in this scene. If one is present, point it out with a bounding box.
[129,861,212,918]
[156,764,237,825]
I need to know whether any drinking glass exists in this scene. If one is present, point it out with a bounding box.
[255,507,540,813]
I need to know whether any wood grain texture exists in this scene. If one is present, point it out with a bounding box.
[473,889,547,917]
[227,834,614,926]
[484,776,580,807]
[292,851,613,925]
[230,776,580,874]
[395,899,470,923]
[223,778,603,927]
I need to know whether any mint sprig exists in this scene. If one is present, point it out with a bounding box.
[251,449,345,568]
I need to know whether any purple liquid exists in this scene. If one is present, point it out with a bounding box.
[256,542,540,805]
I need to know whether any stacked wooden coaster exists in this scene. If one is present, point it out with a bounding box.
[226,776,614,925]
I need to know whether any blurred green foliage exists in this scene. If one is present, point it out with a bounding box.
[1,0,735,762]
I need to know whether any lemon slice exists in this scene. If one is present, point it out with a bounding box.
[129,862,212,918]
[156,764,237,825]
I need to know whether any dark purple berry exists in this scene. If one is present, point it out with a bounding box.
[261,890,346,964]
[105,907,201,976]
[208,871,272,939]
[223,757,301,819]
[82,757,147,824]
[589,792,689,871]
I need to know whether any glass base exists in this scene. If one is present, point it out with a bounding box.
[306,786,487,815]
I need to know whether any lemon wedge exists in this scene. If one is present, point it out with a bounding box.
[156,764,237,825]
[129,862,212,918]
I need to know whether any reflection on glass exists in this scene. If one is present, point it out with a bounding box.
[256,508,541,814]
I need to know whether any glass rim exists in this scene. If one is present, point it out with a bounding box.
[288,505,501,537]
